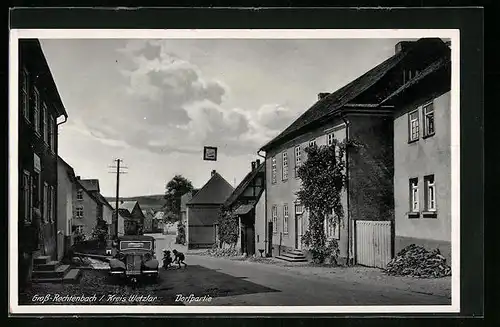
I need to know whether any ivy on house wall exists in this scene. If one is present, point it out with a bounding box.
[296,139,348,264]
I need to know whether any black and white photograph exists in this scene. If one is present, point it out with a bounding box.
[9,27,461,315]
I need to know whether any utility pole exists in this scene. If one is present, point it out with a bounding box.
[108,159,128,237]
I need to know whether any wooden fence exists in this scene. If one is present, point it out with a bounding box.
[355,220,393,269]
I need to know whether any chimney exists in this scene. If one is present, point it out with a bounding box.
[395,41,415,54]
[251,161,256,171]
[256,159,261,166]
[211,170,216,176]
[318,93,329,101]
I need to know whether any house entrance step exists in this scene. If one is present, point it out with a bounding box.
[35,260,60,271]
[33,255,51,265]
[32,264,70,279]
[32,268,82,284]
[275,255,308,263]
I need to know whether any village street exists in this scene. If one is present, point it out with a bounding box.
[152,234,451,306]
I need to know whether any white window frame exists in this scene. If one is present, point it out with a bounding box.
[77,189,84,201]
[282,151,288,181]
[325,209,340,240]
[49,185,55,223]
[76,206,84,219]
[327,132,334,146]
[408,109,420,142]
[410,178,419,212]
[309,139,316,147]
[283,204,289,234]
[75,226,84,234]
[423,102,435,137]
[33,87,41,135]
[272,205,278,234]
[23,170,32,224]
[295,203,304,215]
[43,182,49,223]
[21,68,30,121]
[425,175,436,212]
[42,102,48,144]
[294,146,301,178]
[271,156,277,184]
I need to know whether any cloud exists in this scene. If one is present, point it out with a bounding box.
[78,40,299,156]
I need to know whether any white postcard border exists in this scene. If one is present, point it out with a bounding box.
[9,28,460,315]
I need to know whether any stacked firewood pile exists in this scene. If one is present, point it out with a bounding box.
[385,244,451,278]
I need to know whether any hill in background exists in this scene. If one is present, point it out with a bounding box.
[105,194,166,212]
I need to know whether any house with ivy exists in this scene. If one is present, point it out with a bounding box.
[259,38,451,266]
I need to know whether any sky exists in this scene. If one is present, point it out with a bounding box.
[39,38,404,197]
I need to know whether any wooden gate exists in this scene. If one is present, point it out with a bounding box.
[355,220,393,269]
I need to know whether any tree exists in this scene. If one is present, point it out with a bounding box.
[296,140,347,264]
[92,219,109,248]
[216,207,239,248]
[164,175,194,221]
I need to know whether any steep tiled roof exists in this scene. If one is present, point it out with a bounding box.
[260,38,450,151]
[79,179,100,192]
[187,172,234,206]
[224,162,265,208]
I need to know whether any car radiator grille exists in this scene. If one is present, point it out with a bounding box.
[126,255,142,272]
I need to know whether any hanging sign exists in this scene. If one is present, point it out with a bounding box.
[203,146,218,161]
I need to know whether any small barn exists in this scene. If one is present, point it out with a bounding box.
[223,160,266,256]
[186,170,234,249]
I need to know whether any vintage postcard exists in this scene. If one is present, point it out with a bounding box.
[9,28,460,315]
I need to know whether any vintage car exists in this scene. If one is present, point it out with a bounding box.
[108,235,159,282]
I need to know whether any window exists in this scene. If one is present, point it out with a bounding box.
[282,151,288,180]
[424,175,436,212]
[75,226,84,234]
[43,182,49,223]
[325,209,340,240]
[76,206,84,218]
[21,68,29,121]
[49,186,55,223]
[327,133,334,146]
[295,203,304,215]
[309,139,316,147]
[22,170,31,224]
[33,87,41,134]
[49,116,55,152]
[42,102,48,143]
[272,205,278,233]
[77,189,84,201]
[423,102,435,137]
[283,204,289,234]
[294,146,301,178]
[408,110,419,142]
[271,157,277,184]
[409,178,419,213]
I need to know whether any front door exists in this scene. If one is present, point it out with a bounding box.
[295,213,302,250]
[267,221,273,256]
[246,225,255,256]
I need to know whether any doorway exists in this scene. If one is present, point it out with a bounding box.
[295,213,302,250]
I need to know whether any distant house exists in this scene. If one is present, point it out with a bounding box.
[186,170,234,249]
[142,209,155,234]
[78,179,114,236]
[153,211,165,233]
[180,189,199,226]
[111,201,145,235]
[57,157,77,261]
[223,160,266,256]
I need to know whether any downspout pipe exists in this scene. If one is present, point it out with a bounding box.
[257,149,268,256]
[340,113,352,265]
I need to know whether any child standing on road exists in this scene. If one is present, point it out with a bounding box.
[172,249,187,269]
